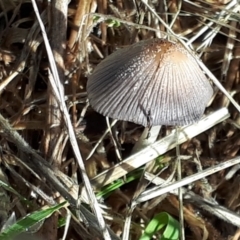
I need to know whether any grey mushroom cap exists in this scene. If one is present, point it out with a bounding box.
[87,38,213,127]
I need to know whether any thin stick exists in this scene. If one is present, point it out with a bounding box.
[90,108,229,188]
[144,172,240,228]
[106,117,122,161]
[86,119,118,160]
[31,1,111,239]
[136,156,240,204]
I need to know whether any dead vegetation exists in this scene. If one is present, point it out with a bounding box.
[0,0,240,239]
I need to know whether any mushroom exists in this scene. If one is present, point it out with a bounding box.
[87,38,213,128]
[87,39,213,239]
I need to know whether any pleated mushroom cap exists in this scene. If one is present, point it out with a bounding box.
[87,38,213,127]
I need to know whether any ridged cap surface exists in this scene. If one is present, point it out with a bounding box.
[87,38,213,127]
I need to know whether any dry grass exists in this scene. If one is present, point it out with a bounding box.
[0,0,240,239]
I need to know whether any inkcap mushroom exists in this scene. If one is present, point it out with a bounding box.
[87,38,213,127]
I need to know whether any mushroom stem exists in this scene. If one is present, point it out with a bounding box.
[131,126,162,154]
[176,128,185,240]
[123,125,161,240]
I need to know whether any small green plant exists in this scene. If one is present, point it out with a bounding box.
[92,15,121,28]
[140,212,180,240]
[105,19,121,27]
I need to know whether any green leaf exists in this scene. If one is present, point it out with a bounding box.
[140,212,179,240]
[0,201,66,239]
[96,168,143,199]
